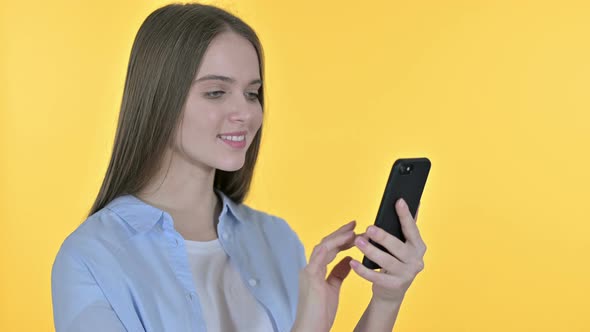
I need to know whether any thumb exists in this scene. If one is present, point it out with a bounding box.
[326,256,353,290]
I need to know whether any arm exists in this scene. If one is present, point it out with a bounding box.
[353,297,402,332]
[51,246,126,332]
[350,199,427,332]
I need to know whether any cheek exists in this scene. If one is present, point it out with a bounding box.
[206,110,225,127]
[251,108,263,131]
[183,104,224,135]
[174,112,220,153]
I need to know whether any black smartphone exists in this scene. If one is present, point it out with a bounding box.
[362,158,431,270]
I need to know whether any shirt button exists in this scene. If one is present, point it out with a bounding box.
[221,232,229,241]
[187,293,194,301]
[248,278,258,287]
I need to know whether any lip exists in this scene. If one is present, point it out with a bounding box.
[217,131,247,149]
[218,130,248,136]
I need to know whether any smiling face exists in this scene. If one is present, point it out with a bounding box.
[172,31,263,172]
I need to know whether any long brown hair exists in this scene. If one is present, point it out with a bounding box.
[88,3,265,217]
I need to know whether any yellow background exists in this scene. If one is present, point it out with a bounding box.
[1,0,589,331]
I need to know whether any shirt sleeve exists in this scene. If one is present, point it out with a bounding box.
[51,244,127,332]
[274,216,307,268]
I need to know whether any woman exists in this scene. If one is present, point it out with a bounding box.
[51,3,427,332]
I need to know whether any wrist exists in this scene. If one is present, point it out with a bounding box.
[370,294,404,312]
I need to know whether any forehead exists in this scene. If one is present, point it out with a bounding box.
[196,31,261,81]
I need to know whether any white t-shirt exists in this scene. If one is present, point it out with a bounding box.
[184,238,275,331]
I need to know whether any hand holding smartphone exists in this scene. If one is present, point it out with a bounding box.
[362,158,431,270]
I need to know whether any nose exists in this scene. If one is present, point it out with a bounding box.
[228,95,255,123]
[229,108,250,122]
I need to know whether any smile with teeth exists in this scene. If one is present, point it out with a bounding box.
[218,135,245,142]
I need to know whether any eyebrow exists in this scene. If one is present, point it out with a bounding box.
[193,74,262,86]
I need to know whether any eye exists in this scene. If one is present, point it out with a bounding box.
[204,91,225,99]
[245,92,260,101]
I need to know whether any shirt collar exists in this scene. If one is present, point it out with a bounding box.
[105,188,245,233]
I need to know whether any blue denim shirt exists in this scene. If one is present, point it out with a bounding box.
[51,190,306,332]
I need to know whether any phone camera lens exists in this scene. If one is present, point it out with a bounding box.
[399,164,413,175]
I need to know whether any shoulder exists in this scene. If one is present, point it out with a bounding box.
[57,194,165,256]
[232,203,307,263]
[53,204,139,270]
[234,203,299,239]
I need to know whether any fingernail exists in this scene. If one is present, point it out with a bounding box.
[356,236,368,247]
[350,260,360,268]
[397,198,406,208]
[367,226,376,236]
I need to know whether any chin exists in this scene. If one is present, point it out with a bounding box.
[215,158,246,172]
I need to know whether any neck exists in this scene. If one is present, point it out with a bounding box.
[136,148,222,241]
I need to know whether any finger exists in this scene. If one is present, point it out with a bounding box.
[349,259,389,285]
[395,199,423,246]
[332,232,359,252]
[358,232,369,241]
[309,242,322,262]
[322,220,356,244]
[310,221,357,271]
[307,244,327,275]
[354,235,405,272]
[340,232,368,248]
[320,230,356,266]
[365,225,412,263]
[351,259,409,291]
[415,202,421,223]
[330,220,357,238]
[337,219,357,232]
[326,256,353,290]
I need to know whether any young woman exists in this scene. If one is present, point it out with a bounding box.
[51,3,427,332]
